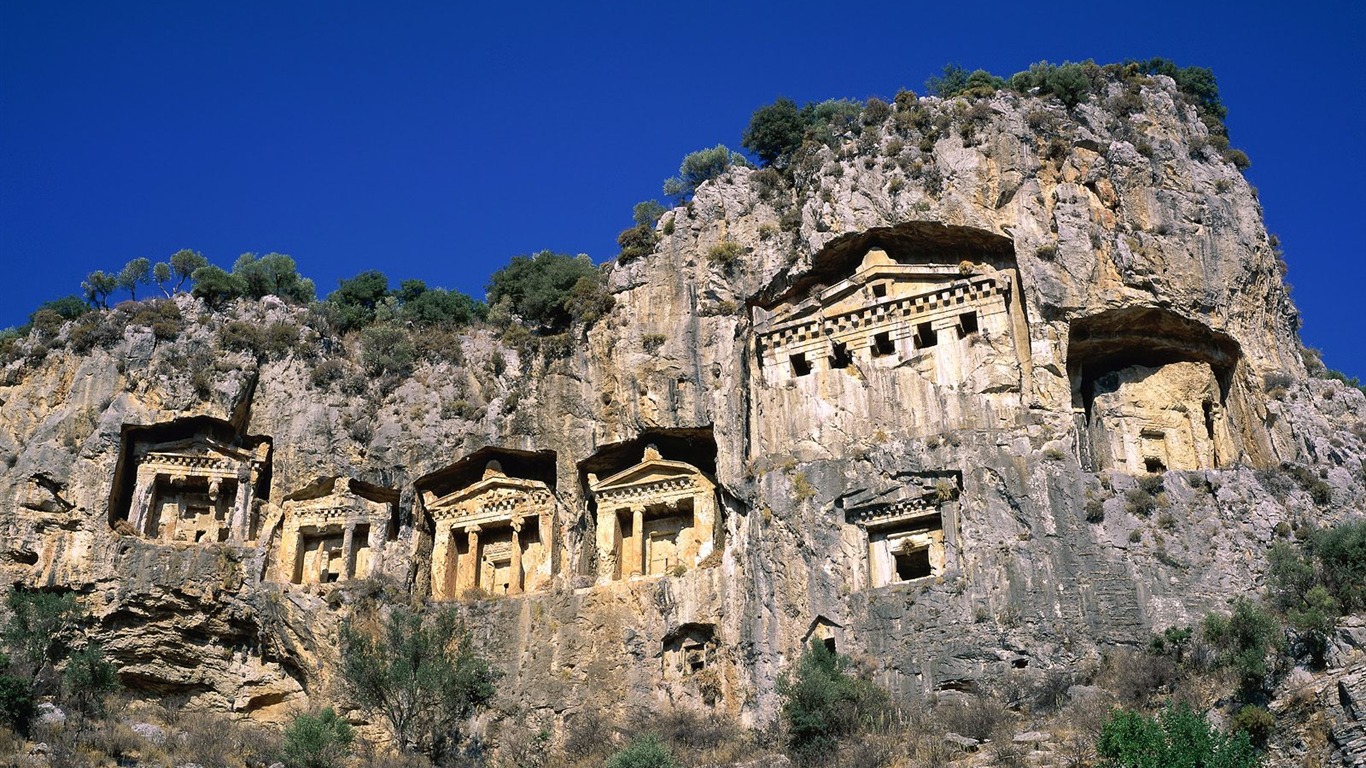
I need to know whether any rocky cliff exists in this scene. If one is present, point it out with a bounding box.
[2,73,1364,764]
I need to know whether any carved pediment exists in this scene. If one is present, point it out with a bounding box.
[285,479,394,527]
[424,463,554,526]
[589,448,714,505]
[135,435,267,475]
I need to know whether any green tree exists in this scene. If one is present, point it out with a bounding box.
[190,265,246,309]
[743,97,806,167]
[28,296,90,326]
[632,200,666,228]
[1202,599,1283,698]
[0,654,34,733]
[3,589,82,691]
[662,145,750,200]
[168,249,210,292]
[153,262,174,296]
[232,252,316,303]
[926,64,971,97]
[1313,520,1366,612]
[604,734,678,768]
[117,257,152,301]
[61,642,120,717]
[1097,705,1259,768]
[778,640,888,762]
[326,271,392,332]
[81,270,119,309]
[282,708,354,768]
[395,281,484,329]
[340,607,499,760]
[616,224,658,263]
[487,252,605,334]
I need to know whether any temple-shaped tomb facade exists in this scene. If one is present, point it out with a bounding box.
[275,479,396,585]
[424,462,555,598]
[844,474,959,589]
[754,247,1017,386]
[590,447,719,582]
[125,434,270,544]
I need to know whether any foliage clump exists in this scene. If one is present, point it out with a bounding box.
[282,708,353,768]
[663,144,751,201]
[778,640,889,763]
[486,251,611,335]
[603,734,679,768]
[1097,704,1259,768]
[340,605,498,761]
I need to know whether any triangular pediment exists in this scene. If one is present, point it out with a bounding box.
[591,458,709,494]
[139,435,258,465]
[428,474,550,510]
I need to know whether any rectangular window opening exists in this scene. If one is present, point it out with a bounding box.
[894,546,932,581]
[915,322,938,349]
[871,331,895,357]
[872,283,887,299]
[829,342,851,369]
[790,353,812,377]
[959,311,979,337]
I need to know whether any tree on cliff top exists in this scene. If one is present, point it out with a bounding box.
[486,251,609,334]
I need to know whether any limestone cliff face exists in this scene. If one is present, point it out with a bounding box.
[1,74,1363,755]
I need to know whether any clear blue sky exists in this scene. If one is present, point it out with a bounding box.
[2,2,1363,378]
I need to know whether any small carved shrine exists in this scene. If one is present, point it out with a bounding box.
[662,623,717,681]
[125,434,270,544]
[844,474,958,589]
[275,479,396,585]
[754,247,1015,384]
[590,446,718,581]
[1087,361,1224,473]
[424,461,554,598]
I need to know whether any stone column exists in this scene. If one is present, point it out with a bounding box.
[632,506,645,577]
[314,537,328,584]
[509,519,523,595]
[465,525,482,591]
[127,465,157,536]
[342,523,357,580]
[431,524,452,599]
[230,472,252,542]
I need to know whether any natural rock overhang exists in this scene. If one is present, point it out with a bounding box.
[414,446,559,498]
[749,221,1016,310]
[1066,306,1243,402]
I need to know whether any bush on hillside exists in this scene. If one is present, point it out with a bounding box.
[1097,704,1259,768]
[487,251,608,334]
[778,640,889,762]
[663,145,750,200]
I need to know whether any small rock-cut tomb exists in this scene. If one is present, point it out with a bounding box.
[846,475,957,588]
[125,434,270,544]
[425,461,554,598]
[590,446,718,581]
[753,247,1014,384]
[276,479,396,585]
[662,623,717,681]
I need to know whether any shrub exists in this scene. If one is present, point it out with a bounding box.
[604,734,678,768]
[61,642,119,716]
[487,251,605,334]
[743,97,806,167]
[3,589,82,688]
[395,280,484,329]
[128,300,184,341]
[0,657,33,733]
[1202,599,1282,697]
[282,708,353,768]
[617,223,658,263]
[1231,705,1274,748]
[707,241,744,270]
[340,606,498,760]
[29,295,90,326]
[232,252,316,303]
[326,270,392,332]
[663,145,750,200]
[360,323,416,377]
[1097,705,1258,768]
[191,265,246,309]
[779,640,889,762]
[633,200,666,228]
[1311,520,1366,612]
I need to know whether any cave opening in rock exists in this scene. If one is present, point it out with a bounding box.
[1067,307,1244,473]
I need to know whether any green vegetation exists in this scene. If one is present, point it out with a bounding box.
[1201,599,1283,698]
[232,252,316,303]
[1097,704,1259,768]
[486,251,611,334]
[603,734,678,768]
[778,640,888,763]
[282,708,354,768]
[662,144,750,200]
[340,605,498,760]
[1,588,119,732]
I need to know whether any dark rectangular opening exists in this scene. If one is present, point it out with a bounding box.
[1144,457,1167,473]
[915,322,937,349]
[790,353,811,376]
[829,342,851,369]
[894,547,932,581]
[822,637,837,654]
[872,331,894,357]
[872,283,887,299]
[959,311,978,337]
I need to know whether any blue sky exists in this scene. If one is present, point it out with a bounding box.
[2,2,1363,378]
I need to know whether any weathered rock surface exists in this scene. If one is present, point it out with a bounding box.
[0,75,1363,764]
